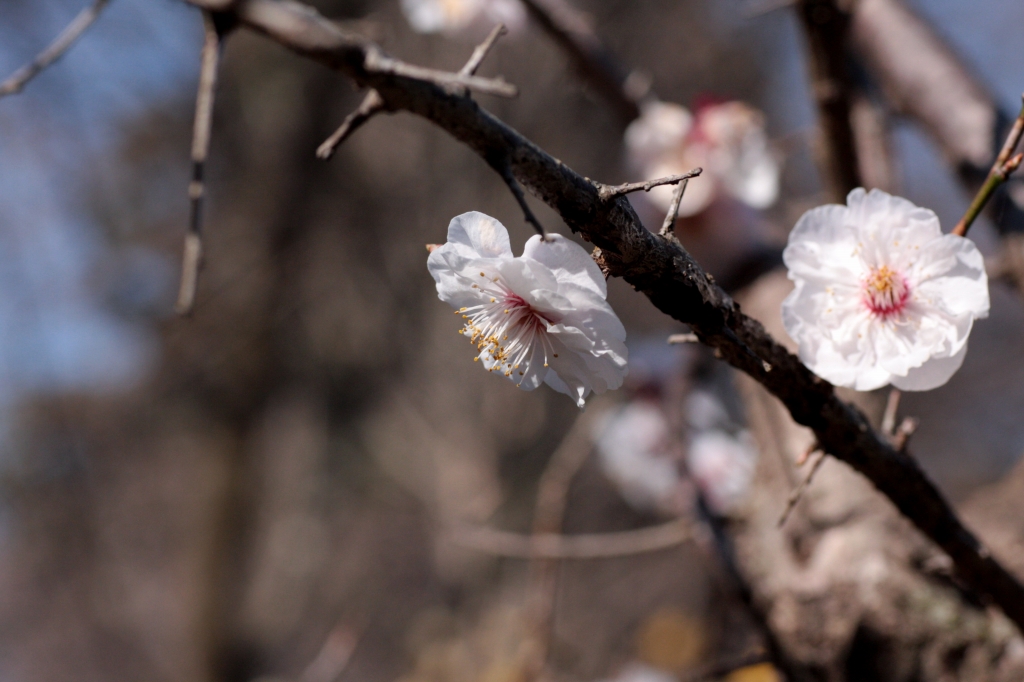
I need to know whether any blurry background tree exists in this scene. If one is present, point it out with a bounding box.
[1,1,1024,682]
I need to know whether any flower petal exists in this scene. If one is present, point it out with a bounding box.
[891,343,968,391]
[448,211,513,260]
[522,233,607,297]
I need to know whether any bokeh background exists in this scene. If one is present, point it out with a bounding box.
[1,1,1023,680]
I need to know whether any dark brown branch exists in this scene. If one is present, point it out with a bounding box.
[777,449,827,527]
[459,23,507,77]
[519,0,641,124]
[316,89,384,159]
[449,519,693,559]
[597,169,702,201]
[0,0,111,99]
[499,166,546,237]
[796,0,862,199]
[175,11,224,315]
[178,0,1024,632]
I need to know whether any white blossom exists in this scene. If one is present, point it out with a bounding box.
[687,429,756,515]
[624,100,779,217]
[782,188,990,391]
[428,212,627,407]
[595,400,684,513]
[401,0,526,36]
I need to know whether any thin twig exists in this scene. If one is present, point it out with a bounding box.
[953,95,1024,237]
[518,0,640,124]
[363,47,516,97]
[0,0,111,99]
[300,625,359,682]
[778,449,827,528]
[667,333,699,345]
[316,89,385,160]
[525,411,596,678]
[892,416,919,452]
[175,11,224,316]
[881,387,901,436]
[598,169,702,200]
[659,178,689,236]
[449,519,693,559]
[500,166,546,237]
[459,23,507,77]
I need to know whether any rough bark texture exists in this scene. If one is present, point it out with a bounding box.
[730,271,1024,682]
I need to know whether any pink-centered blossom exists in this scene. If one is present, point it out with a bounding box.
[428,212,628,407]
[401,0,526,36]
[782,188,989,391]
[624,100,779,217]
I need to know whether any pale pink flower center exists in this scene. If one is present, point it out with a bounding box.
[456,272,557,382]
[862,265,910,319]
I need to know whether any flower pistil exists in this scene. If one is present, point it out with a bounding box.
[862,265,910,319]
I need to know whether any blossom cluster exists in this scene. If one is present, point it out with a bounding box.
[624,99,780,217]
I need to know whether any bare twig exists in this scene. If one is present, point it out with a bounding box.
[450,519,693,559]
[778,449,827,527]
[175,11,224,315]
[796,0,862,199]
[459,23,507,77]
[0,0,111,99]
[179,0,1024,633]
[881,387,901,437]
[500,166,546,237]
[667,333,699,345]
[598,169,702,201]
[316,89,385,160]
[659,177,689,236]
[525,412,595,676]
[519,0,640,124]
[363,46,516,97]
[892,416,919,452]
[953,96,1024,237]
[300,625,359,682]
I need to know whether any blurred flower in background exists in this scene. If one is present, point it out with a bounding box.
[624,99,780,218]
[401,0,526,36]
[594,399,686,515]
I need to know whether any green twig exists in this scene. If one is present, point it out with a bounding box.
[953,95,1024,237]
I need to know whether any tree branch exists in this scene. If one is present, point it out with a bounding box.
[519,0,641,124]
[796,0,862,199]
[0,0,111,98]
[175,11,225,315]
[448,519,693,559]
[177,0,1024,632]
